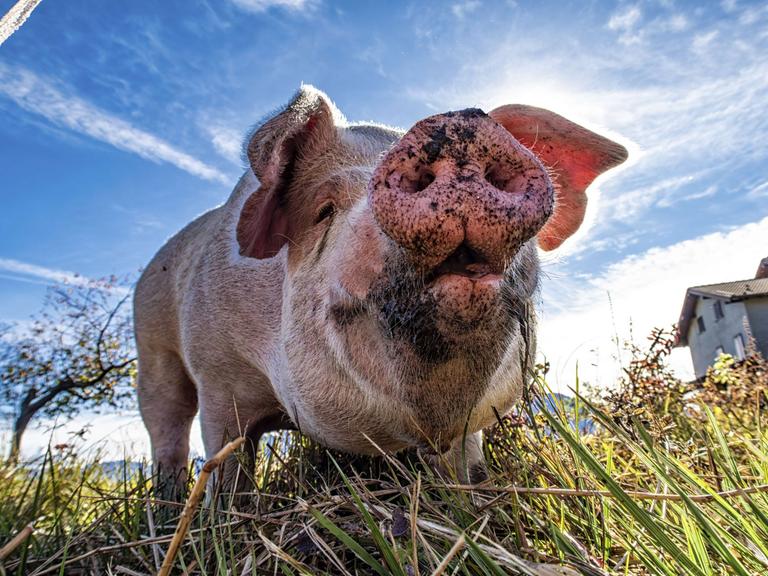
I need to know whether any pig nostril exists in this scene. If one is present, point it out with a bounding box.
[484,165,509,192]
[414,170,436,193]
[399,169,436,195]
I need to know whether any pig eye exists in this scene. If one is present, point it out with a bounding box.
[314,202,336,224]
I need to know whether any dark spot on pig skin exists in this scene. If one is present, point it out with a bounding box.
[457,126,476,143]
[422,124,449,164]
[330,302,365,327]
[370,255,451,362]
[444,108,487,120]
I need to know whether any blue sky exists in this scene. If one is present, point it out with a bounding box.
[1,0,768,452]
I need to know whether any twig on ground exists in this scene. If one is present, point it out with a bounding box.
[430,533,465,576]
[0,522,35,561]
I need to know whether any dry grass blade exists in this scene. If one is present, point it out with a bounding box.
[430,533,465,576]
[144,495,162,571]
[442,482,768,502]
[411,474,422,576]
[258,530,314,575]
[113,566,149,576]
[29,535,176,576]
[365,502,559,574]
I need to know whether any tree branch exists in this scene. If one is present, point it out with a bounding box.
[95,292,131,372]
[26,357,136,415]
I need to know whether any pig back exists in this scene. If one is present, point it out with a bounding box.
[134,172,285,393]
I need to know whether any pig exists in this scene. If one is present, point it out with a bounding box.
[134,86,627,498]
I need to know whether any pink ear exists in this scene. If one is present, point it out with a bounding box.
[236,190,290,259]
[489,105,627,250]
[237,86,338,259]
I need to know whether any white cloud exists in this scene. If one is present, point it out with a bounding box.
[738,4,768,25]
[606,6,686,44]
[0,257,89,286]
[229,0,317,13]
[607,5,641,30]
[676,185,717,204]
[665,14,689,31]
[538,216,768,390]
[749,180,768,198]
[692,30,719,53]
[607,5,643,44]
[206,124,244,165]
[656,184,718,208]
[452,1,482,19]
[0,62,229,184]
[603,172,705,221]
[0,258,130,296]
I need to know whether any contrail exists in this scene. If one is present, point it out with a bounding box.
[0,0,43,48]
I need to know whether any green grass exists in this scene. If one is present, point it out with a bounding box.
[2,356,768,575]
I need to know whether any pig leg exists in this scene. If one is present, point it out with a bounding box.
[198,403,246,504]
[429,432,488,485]
[199,403,294,507]
[137,348,198,503]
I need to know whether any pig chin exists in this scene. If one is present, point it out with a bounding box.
[369,250,518,362]
[427,272,504,331]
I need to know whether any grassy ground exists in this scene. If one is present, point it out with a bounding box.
[2,340,768,575]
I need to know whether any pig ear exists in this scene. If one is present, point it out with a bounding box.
[489,105,627,251]
[237,86,339,259]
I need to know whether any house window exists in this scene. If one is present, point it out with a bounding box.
[714,346,724,360]
[734,334,746,361]
[714,300,724,321]
[697,316,706,334]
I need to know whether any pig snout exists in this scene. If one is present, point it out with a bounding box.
[368,108,553,275]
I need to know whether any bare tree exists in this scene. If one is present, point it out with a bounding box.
[1,278,136,461]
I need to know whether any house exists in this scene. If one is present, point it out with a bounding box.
[675,257,768,379]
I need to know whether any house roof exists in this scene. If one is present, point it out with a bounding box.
[675,277,768,347]
[687,278,768,300]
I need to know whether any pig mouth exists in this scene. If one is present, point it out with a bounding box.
[424,243,502,285]
[365,243,518,363]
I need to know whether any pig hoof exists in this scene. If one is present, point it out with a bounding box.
[468,462,489,485]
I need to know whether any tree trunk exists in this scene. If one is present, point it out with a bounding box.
[6,367,132,461]
[9,407,34,463]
